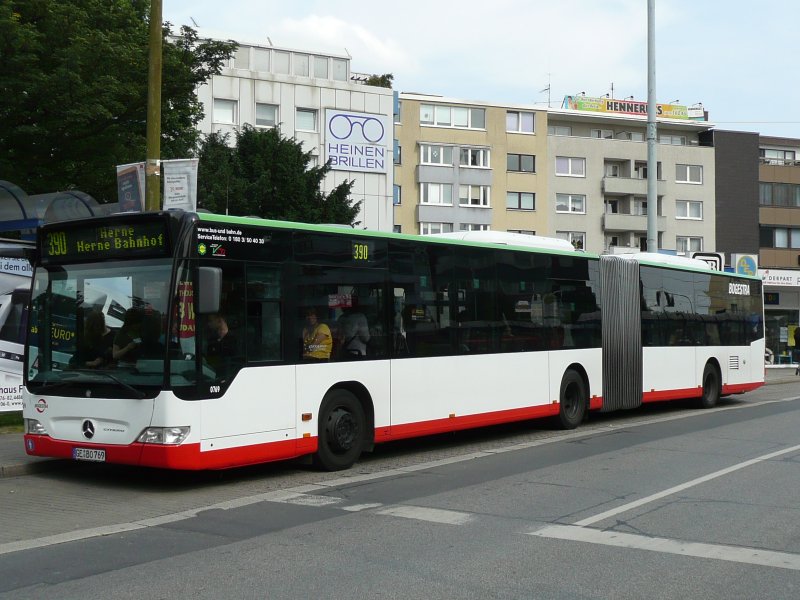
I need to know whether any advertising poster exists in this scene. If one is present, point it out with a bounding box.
[162,158,199,212]
[116,162,146,212]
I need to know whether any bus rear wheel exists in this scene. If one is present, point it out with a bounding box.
[698,363,720,409]
[315,389,365,471]
[558,370,586,430]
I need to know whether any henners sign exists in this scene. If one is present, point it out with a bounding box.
[562,95,689,120]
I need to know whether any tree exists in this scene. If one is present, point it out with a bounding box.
[0,0,235,201]
[364,73,394,88]
[197,125,359,226]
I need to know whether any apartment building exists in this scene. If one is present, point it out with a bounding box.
[195,42,395,231]
[546,97,716,254]
[755,136,800,361]
[394,94,548,236]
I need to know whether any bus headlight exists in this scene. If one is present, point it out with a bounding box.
[25,419,48,436]
[137,426,190,445]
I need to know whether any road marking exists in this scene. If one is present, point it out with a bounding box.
[574,443,800,527]
[341,503,383,512]
[2,395,798,555]
[377,505,474,525]
[531,525,800,571]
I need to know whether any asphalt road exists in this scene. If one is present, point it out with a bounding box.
[1,384,799,599]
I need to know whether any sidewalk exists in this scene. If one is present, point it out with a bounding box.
[1,368,798,478]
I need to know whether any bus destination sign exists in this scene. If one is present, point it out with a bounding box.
[42,221,169,262]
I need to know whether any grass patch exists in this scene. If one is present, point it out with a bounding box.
[0,411,23,433]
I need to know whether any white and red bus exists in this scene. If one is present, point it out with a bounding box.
[22,211,764,470]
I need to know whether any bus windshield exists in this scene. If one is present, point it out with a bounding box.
[26,259,174,397]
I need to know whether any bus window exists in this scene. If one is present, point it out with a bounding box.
[199,261,245,384]
[246,265,282,362]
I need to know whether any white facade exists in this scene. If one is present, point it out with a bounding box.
[196,43,395,231]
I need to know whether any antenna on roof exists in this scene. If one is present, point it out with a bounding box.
[267,36,273,46]
[190,17,199,27]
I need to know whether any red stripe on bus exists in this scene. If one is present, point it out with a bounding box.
[722,382,764,395]
[381,403,561,442]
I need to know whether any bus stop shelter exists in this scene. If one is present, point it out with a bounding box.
[0,180,117,240]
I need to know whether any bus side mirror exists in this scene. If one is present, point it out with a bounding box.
[197,267,221,314]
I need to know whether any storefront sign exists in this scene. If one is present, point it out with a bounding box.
[325,109,391,174]
[733,254,758,277]
[561,96,688,119]
[760,268,800,287]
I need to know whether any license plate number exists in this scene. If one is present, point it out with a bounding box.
[73,448,106,462]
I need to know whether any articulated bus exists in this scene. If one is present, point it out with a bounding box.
[22,211,764,470]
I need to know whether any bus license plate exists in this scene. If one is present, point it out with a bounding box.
[73,448,106,462]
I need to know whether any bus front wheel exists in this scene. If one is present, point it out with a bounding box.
[558,370,586,430]
[315,389,365,471]
[698,363,720,409]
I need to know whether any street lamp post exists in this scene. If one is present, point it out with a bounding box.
[145,0,163,211]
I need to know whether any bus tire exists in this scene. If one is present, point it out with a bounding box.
[698,363,720,409]
[314,389,365,471]
[558,369,586,430]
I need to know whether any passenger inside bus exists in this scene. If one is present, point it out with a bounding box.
[81,311,114,368]
[113,307,144,366]
[302,306,332,361]
[337,308,370,358]
[205,312,239,379]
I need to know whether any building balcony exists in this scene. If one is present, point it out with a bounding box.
[602,176,665,196]
[602,213,666,233]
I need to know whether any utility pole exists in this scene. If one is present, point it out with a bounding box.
[646,0,658,252]
[145,0,163,211]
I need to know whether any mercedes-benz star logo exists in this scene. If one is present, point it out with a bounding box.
[82,420,95,440]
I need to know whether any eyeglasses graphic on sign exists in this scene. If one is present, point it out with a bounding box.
[328,113,385,143]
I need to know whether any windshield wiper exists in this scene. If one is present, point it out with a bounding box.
[68,369,146,399]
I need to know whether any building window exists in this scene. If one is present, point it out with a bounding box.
[394,142,401,165]
[508,229,535,235]
[548,125,572,136]
[296,108,317,131]
[253,48,270,72]
[332,58,348,81]
[420,144,454,165]
[459,185,490,207]
[460,223,490,231]
[676,236,703,254]
[633,198,648,215]
[255,103,277,127]
[557,231,585,250]
[293,53,310,77]
[420,222,453,235]
[760,148,796,165]
[274,51,290,74]
[393,225,402,234]
[507,153,535,173]
[233,46,250,69]
[767,227,800,248]
[420,183,453,205]
[605,162,622,177]
[393,185,401,206]
[676,200,702,219]
[556,156,585,177]
[313,56,328,78]
[659,134,687,145]
[506,192,535,211]
[591,129,614,139]
[460,147,490,168]
[676,164,702,184]
[506,111,535,133]
[213,99,237,124]
[420,104,486,129]
[556,194,586,214]
[605,199,619,214]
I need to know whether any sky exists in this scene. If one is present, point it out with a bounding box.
[163,0,800,139]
